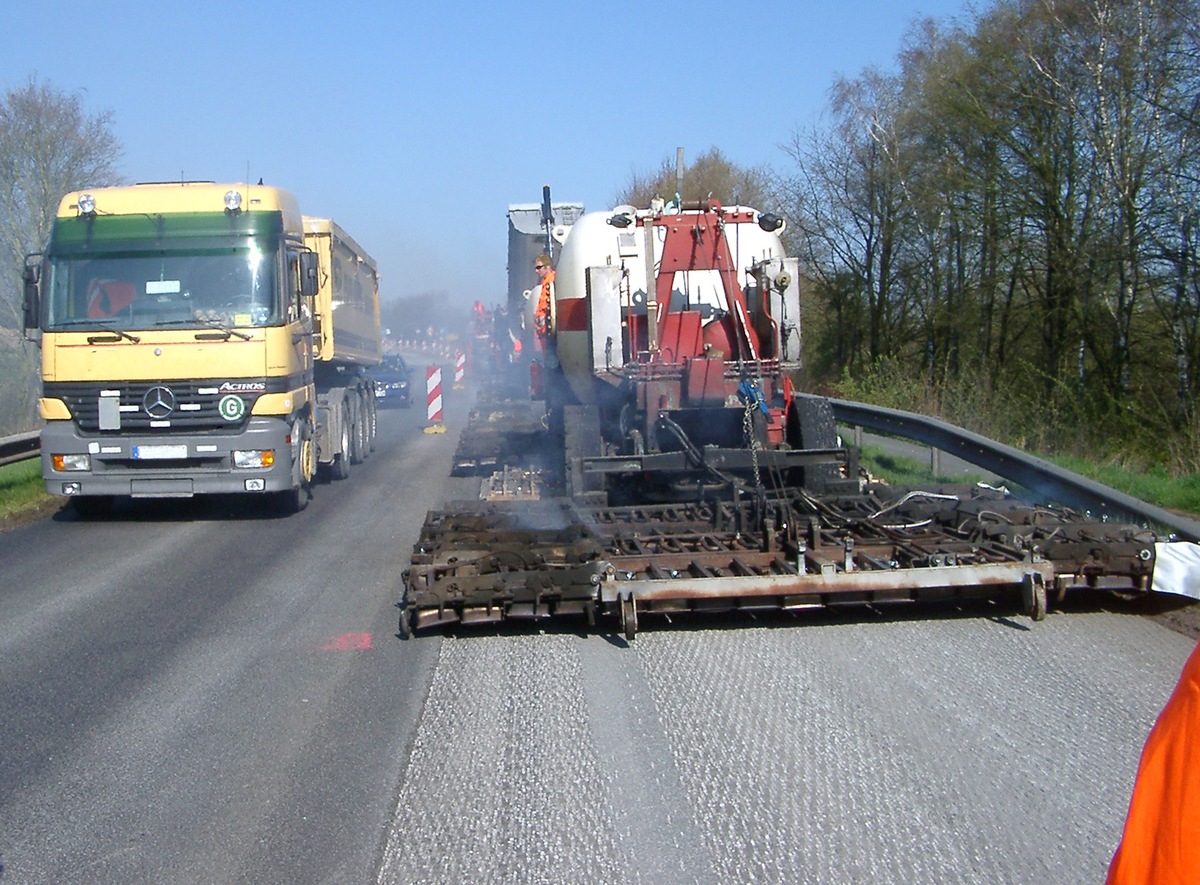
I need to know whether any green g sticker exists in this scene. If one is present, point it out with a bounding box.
[219,395,246,421]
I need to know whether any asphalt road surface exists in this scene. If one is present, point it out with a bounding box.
[0,390,447,884]
[1,378,1196,884]
[376,606,1194,885]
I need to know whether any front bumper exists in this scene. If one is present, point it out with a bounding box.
[41,417,296,498]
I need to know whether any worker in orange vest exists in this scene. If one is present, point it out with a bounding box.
[1106,639,1200,884]
[532,253,555,350]
[528,253,556,398]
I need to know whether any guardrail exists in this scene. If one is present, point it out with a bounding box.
[3,397,1196,541]
[0,430,40,468]
[828,397,1200,542]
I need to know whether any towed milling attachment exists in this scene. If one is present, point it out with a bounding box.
[398,387,1187,640]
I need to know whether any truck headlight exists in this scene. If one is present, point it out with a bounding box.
[51,453,91,471]
[232,449,274,469]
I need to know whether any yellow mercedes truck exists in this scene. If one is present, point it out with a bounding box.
[21,181,381,515]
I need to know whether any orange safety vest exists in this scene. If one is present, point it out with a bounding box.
[1106,639,1200,884]
[86,279,137,317]
[535,269,555,334]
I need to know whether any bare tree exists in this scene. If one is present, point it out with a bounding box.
[780,0,1200,463]
[0,76,123,329]
[781,68,918,374]
[0,76,123,432]
[614,147,775,211]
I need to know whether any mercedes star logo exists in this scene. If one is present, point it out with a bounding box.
[143,385,176,419]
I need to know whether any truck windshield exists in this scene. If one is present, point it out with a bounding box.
[44,246,282,331]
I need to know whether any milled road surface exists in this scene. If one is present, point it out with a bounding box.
[1,377,1196,884]
[377,608,1194,885]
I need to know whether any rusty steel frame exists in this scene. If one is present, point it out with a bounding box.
[402,491,1156,637]
[402,383,1181,639]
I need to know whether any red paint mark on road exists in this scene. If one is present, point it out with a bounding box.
[321,632,373,651]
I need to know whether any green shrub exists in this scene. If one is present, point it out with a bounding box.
[835,358,1200,516]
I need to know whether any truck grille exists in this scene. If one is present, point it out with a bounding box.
[45,381,268,434]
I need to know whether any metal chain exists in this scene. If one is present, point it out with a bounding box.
[743,399,763,491]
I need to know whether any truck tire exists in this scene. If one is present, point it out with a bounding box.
[273,483,309,514]
[70,495,113,518]
[350,394,366,465]
[358,389,373,458]
[332,413,352,480]
[366,392,377,453]
[274,422,314,514]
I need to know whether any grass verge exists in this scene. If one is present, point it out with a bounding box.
[859,444,1200,518]
[0,459,59,529]
[1050,456,1200,517]
[858,445,990,487]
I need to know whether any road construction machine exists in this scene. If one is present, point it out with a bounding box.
[403,199,1200,638]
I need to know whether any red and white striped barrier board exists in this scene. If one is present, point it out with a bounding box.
[453,350,466,388]
[423,365,446,434]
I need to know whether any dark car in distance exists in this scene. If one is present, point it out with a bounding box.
[369,354,412,408]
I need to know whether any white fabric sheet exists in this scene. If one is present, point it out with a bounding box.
[1152,542,1200,600]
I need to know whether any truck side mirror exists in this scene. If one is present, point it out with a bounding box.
[299,252,319,297]
[22,262,40,332]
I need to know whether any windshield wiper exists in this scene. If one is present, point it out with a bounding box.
[156,317,253,341]
[53,319,140,342]
[86,328,141,344]
[191,317,252,341]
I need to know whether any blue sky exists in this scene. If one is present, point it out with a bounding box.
[4,1,971,309]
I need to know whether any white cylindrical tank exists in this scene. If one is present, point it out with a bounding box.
[553,206,788,405]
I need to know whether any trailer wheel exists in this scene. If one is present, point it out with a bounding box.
[354,388,373,460]
[350,395,366,465]
[397,606,412,639]
[620,594,638,641]
[332,414,352,480]
[366,392,377,453]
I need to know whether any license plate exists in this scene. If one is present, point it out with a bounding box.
[132,444,188,460]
